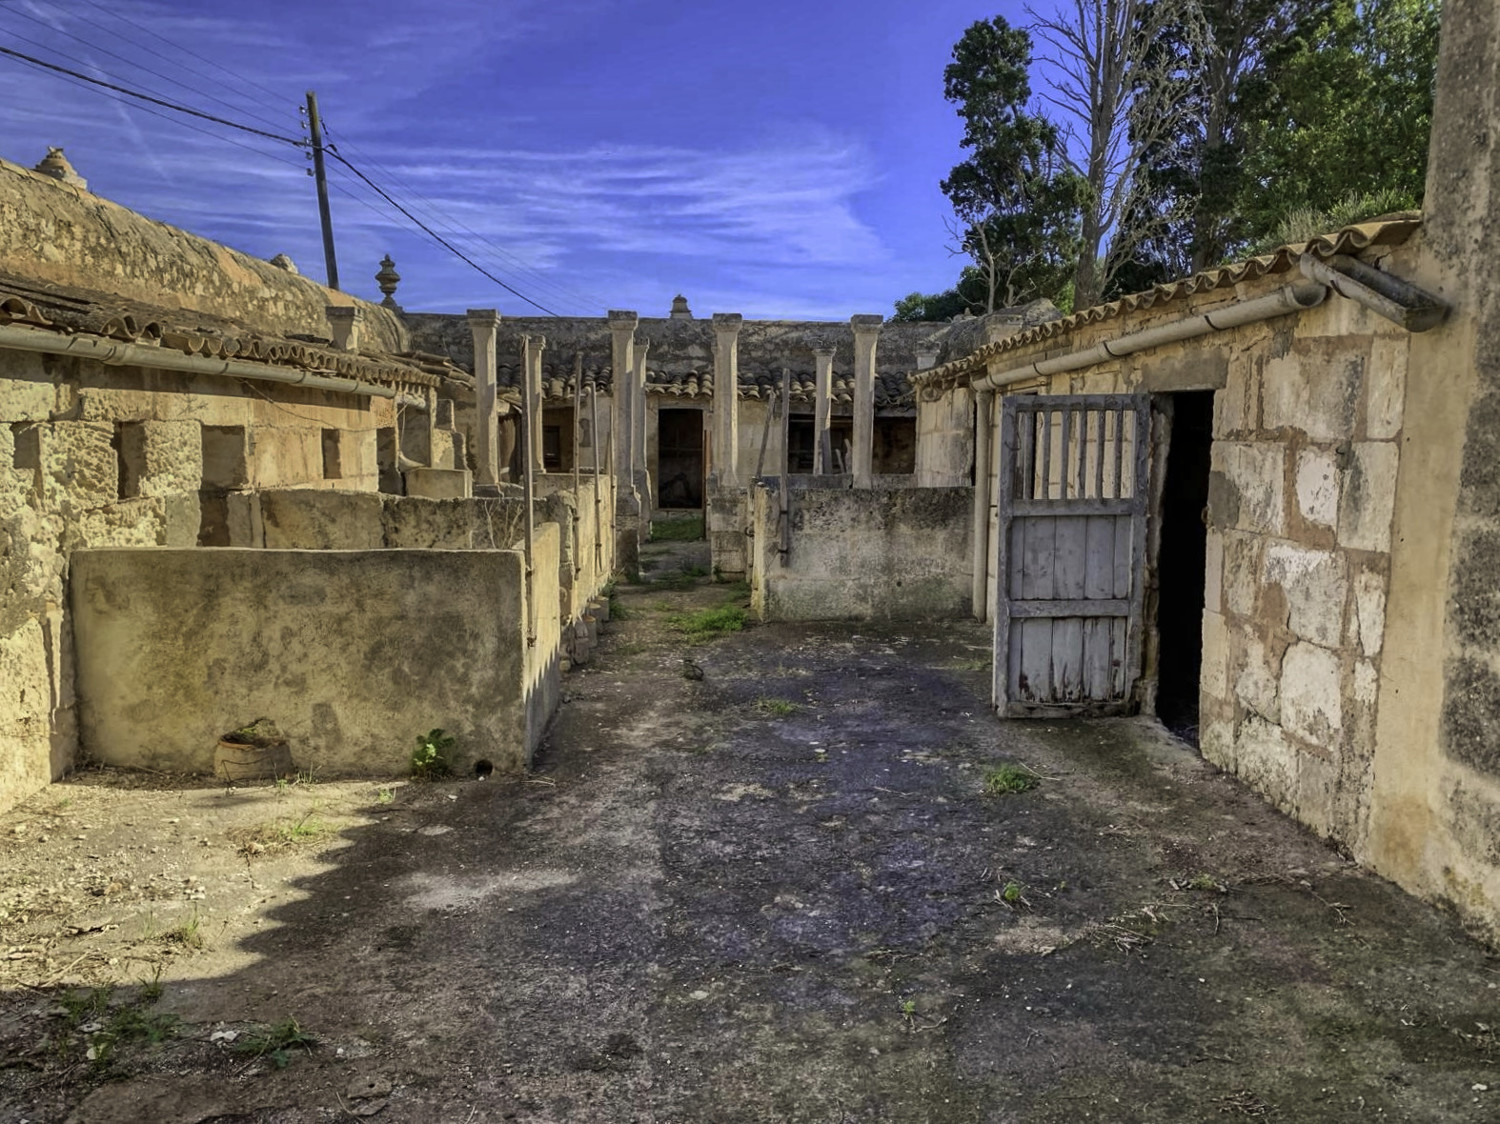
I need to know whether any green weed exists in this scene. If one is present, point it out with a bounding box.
[161,909,205,950]
[376,785,395,805]
[650,517,704,542]
[411,728,455,779]
[232,1017,317,1070]
[756,698,799,717]
[983,764,1038,795]
[669,606,748,637]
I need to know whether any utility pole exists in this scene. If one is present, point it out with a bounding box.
[304,90,339,291]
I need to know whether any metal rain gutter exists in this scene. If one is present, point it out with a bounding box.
[971,281,1329,393]
[1298,253,1448,332]
[0,323,401,399]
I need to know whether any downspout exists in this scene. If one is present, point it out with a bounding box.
[971,389,994,621]
[971,281,1328,392]
[0,323,402,399]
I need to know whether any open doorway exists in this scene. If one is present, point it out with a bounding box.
[657,408,704,509]
[1154,391,1215,743]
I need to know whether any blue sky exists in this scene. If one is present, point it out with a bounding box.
[3,0,1030,319]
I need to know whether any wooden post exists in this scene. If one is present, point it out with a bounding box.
[304,91,339,291]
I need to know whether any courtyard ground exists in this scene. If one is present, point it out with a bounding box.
[1,536,1497,1122]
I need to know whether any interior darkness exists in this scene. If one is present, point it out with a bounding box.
[657,408,704,508]
[1155,391,1215,744]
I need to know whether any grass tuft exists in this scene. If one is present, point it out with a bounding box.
[983,763,1039,796]
[649,517,704,542]
[668,605,748,637]
[756,698,799,717]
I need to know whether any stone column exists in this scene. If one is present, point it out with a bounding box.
[633,341,652,510]
[850,314,882,489]
[466,308,501,487]
[972,390,995,620]
[812,347,835,475]
[711,313,743,487]
[523,335,547,474]
[607,311,638,491]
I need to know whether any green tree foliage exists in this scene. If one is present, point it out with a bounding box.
[938,17,1086,312]
[1237,0,1439,236]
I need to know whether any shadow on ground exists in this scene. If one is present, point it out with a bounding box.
[1,536,1497,1122]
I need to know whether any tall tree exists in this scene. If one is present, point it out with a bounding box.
[1237,0,1440,235]
[1027,0,1210,308]
[940,17,1086,312]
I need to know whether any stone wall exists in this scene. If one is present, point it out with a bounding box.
[1,350,395,811]
[70,548,537,776]
[916,385,974,486]
[751,483,973,621]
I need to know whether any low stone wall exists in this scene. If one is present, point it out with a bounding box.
[70,547,550,777]
[751,484,973,621]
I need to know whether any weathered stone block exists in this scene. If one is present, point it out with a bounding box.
[1442,655,1500,779]
[405,467,472,500]
[260,489,383,549]
[136,419,202,498]
[1210,442,1285,535]
[1232,622,1281,723]
[1204,529,1224,612]
[1352,566,1388,657]
[1235,716,1296,811]
[42,421,115,514]
[1281,642,1343,746]
[1294,449,1339,528]
[1365,336,1408,439]
[1201,609,1229,700]
[1450,525,1500,648]
[1220,531,1262,618]
[1337,441,1399,553]
[1263,542,1347,647]
[1261,348,1363,441]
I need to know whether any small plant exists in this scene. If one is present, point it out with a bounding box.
[983,763,1039,795]
[376,785,395,805]
[900,998,917,1028]
[681,563,709,578]
[756,698,799,717]
[649,516,704,542]
[162,909,205,950]
[411,728,455,779]
[996,880,1032,909]
[232,1017,317,1069]
[1186,873,1227,893]
[668,606,748,638]
[138,964,164,1003]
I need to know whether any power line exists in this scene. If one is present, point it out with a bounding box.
[0,44,305,145]
[0,37,568,315]
[322,125,606,314]
[0,3,294,134]
[324,148,562,316]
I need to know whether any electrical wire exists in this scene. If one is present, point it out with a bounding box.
[0,36,567,315]
[0,3,295,134]
[0,43,305,145]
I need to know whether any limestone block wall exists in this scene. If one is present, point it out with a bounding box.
[70,548,539,776]
[751,484,973,621]
[916,386,975,487]
[965,269,1415,861]
[1197,310,1408,844]
[1,351,394,811]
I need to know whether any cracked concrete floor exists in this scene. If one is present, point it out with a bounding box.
[1,538,1498,1122]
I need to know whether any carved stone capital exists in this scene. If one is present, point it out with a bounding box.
[711,312,744,334]
[465,308,500,327]
[850,313,883,332]
[607,310,639,329]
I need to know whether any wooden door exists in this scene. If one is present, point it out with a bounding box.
[994,394,1150,716]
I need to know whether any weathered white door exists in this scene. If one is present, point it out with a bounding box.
[993,394,1150,716]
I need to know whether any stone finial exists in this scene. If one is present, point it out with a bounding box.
[375,255,401,309]
[34,147,87,190]
[711,312,744,334]
[270,253,299,275]
[850,313,883,333]
[670,294,693,320]
[608,310,639,329]
[326,305,363,351]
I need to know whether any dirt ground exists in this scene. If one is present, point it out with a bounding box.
[2,536,1498,1123]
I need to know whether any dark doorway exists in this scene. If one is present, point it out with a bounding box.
[788,416,815,472]
[657,408,704,509]
[1155,391,1214,744]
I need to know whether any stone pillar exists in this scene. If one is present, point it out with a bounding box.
[711,313,743,487]
[812,347,835,475]
[972,390,994,620]
[850,314,882,488]
[607,310,641,577]
[608,311,638,490]
[523,334,547,474]
[466,308,501,488]
[633,341,652,510]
